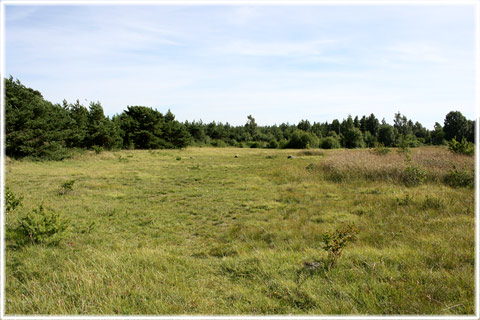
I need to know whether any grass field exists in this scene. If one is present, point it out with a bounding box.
[4,146,475,315]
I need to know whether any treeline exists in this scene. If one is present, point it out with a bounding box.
[5,77,475,160]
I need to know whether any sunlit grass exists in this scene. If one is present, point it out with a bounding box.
[5,147,474,315]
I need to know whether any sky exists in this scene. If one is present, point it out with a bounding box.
[4,3,477,128]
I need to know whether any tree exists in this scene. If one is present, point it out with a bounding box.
[342,127,365,148]
[444,111,468,141]
[285,129,318,149]
[365,114,379,136]
[297,119,311,132]
[377,124,395,147]
[245,115,258,140]
[431,122,446,145]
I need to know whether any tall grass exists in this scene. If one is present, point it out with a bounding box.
[318,147,473,185]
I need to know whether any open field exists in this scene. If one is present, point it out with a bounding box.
[5,147,475,315]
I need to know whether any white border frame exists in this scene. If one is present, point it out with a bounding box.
[0,0,478,319]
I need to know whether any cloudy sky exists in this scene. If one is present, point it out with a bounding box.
[4,3,476,128]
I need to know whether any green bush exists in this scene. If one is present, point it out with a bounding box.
[448,137,474,156]
[285,130,318,149]
[319,136,340,149]
[402,154,426,186]
[267,139,279,149]
[5,187,22,214]
[371,142,390,155]
[444,165,474,188]
[321,224,358,269]
[92,145,104,154]
[16,205,70,245]
[58,179,75,195]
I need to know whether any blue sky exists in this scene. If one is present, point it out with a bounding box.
[4,3,476,128]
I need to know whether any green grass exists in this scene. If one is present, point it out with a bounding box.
[5,147,475,315]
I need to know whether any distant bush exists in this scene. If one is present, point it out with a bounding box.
[371,142,390,155]
[92,145,104,154]
[319,136,340,149]
[402,154,426,186]
[249,141,263,148]
[285,130,318,149]
[321,224,358,269]
[448,137,474,156]
[15,205,70,245]
[444,165,474,188]
[211,139,227,148]
[267,139,279,149]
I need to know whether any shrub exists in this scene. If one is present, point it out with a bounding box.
[444,165,474,188]
[402,154,426,186]
[321,224,358,269]
[267,139,279,149]
[448,137,474,156]
[285,130,318,149]
[92,145,104,154]
[249,141,263,148]
[59,179,75,195]
[211,139,227,148]
[16,205,70,245]
[371,142,390,155]
[319,136,340,149]
[5,187,22,213]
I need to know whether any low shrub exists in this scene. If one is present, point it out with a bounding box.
[5,187,22,214]
[319,136,340,149]
[448,137,474,156]
[321,224,358,269]
[443,165,474,188]
[267,139,279,149]
[15,205,70,245]
[402,154,426,187]
[92,145,104,154]
[371,142,390,155]
[58,179,75,195]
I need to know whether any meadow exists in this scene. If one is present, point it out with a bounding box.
[4,146,475,315]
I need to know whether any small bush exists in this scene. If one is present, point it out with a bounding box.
[250,141,263,148]
[267,139,279,149]
[319,136,340,149]
[92,145,104,154]
[16,205,70,245]
[59,179,75,195]
[371,142,390,155]
[321,224,358,269]
[211,140,227,148]
[444,165,474,188]
[402,154,426,186]
[5,187,22,213]
[176,156,182,161]
[448,137,474,156]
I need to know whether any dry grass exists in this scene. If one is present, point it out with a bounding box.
[318,147,474,184]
